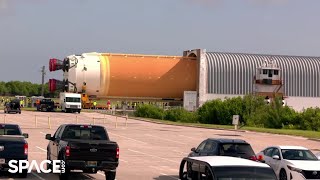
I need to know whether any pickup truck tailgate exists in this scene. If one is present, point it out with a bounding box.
[68,140,118,161]
[0,136,27,160]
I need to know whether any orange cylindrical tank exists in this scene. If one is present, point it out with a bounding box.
[98,53,197,99]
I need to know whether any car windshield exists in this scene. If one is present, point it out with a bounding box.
[214,166,277,180]
[281,149,318,160]
[66,97,81,102]
[220,143,255,159]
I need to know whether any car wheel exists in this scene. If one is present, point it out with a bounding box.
[279,169,287,180]
[18,169,28,178]
[105,171,116,180]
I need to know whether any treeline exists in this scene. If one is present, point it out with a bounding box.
[134,95,320,131]
[0,81,57,97]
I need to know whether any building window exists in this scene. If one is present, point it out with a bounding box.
[263,70,268,74]
[274,70,279,75]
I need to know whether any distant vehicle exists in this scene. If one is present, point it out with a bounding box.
[188,138,257,159]
[59,92,82,113]
[0,124,29,178]
[37,98,55,112]
[45,124,119,180]
[179,156,277,180]
[256,146,320,180]
[187,138,258,179]
[4,99,21,114]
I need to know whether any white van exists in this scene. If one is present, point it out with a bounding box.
[59,92,81,113]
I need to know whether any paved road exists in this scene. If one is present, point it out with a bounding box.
[0,110,319,180]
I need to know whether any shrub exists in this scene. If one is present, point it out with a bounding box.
[165,107,198,123]
[134,104,165,119]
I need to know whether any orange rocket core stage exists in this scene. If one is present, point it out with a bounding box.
[98,53,197,99]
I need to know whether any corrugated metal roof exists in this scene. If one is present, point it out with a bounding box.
[206,52,320,97]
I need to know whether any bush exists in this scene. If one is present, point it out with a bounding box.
[134,104,165,119]
[134,95,320,132]
[165,107,198,123]
[135,104,199,123]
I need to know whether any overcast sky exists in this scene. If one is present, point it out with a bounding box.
[1,0,320,83]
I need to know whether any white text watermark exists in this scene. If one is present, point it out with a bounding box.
[8,160,65,174]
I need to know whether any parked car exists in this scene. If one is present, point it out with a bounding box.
[4,99,21,114]
[179,156,277,180]
[188,138,257,159]
[0,124,29,178]
[256,146,320,180]
[187,138,258,179]
[37,98,55,112]
[45,124,119,180]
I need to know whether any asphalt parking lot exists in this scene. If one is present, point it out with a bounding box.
[0,110,319,180]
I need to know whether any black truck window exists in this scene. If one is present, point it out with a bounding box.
[66,97,81,102]
[61,125,109,140]
[0,125,21,135]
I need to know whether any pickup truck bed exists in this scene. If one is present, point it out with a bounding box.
[0,124,29,178]
[65,139,118,171]
[46,124,119,180]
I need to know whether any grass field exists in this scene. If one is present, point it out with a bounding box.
[126,116,320,140]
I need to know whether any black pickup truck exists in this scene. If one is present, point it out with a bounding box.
[37,98,55,112]
[0,124,29,178]
[45,124,119,180]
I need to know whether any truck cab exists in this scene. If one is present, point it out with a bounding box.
[60,92,82,113]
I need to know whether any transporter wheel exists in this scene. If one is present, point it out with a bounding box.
[279,169,287,180]
[105,171,116,180]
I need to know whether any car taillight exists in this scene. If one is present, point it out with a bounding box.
[65,146,70,157]
[116,147,119,159]
[24,143,28,155]
[257,155,264,161]
[249,155,258,161]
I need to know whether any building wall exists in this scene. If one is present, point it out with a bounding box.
[205,52,320,97]
[198,51,320,111]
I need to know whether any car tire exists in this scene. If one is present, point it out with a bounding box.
[279,169,287,180]
[105,171,116,180]
[18,169,28,178]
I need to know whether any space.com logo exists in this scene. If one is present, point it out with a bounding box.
[8,160,65,173]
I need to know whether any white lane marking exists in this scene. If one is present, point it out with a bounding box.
[128,149,179,164]
[179,134,199,140]
[145,134,187,145]
[36,146,47,152]
[29,152,46,154]
[31,172,46,180]
[160,173,179,180]
[98,171,105,176]
[40,132,46,135]
[108,132,147,144]
[120,159,128,163]
[173,150,186,154]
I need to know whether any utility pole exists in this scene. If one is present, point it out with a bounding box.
[41,66,46,97]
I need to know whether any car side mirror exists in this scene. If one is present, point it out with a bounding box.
[45,134,52,140]
[22,133,29,138]
[191,147,197,152]
[272,155,280,160]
